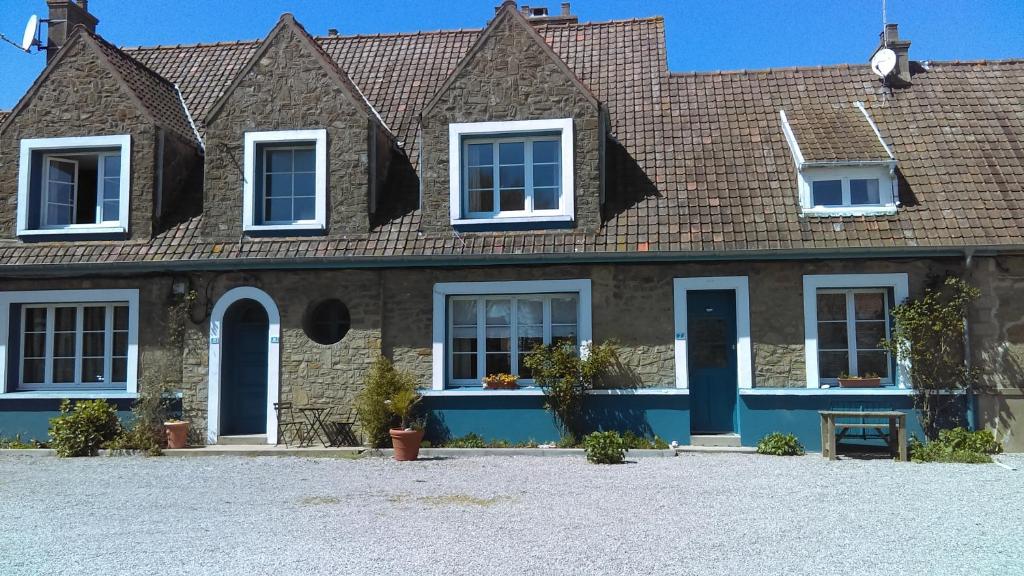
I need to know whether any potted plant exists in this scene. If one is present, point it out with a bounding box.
[164,418,189,449]
[387,387,424,461]
[837,372,882,388]
[482,373,519,390]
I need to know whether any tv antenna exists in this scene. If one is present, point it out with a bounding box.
[870,0,897,79]
[0,14,59,54]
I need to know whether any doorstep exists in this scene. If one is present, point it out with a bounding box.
[371,448,678,458]
[676,445,757,454]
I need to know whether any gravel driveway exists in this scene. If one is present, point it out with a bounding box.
[1,452,1022,576]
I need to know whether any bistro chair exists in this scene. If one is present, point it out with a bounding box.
[273,402,308,447]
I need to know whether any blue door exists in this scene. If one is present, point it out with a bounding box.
[220,299,269,436]
[687,290,738,433]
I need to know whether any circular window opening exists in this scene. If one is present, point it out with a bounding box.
[304,299,351,345]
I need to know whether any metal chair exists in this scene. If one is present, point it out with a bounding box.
[273,402,308,447]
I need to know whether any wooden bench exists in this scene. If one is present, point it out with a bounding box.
[819,411,908,461]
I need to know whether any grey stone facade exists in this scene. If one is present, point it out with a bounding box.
[418,8,603,232]
[202,21,381,241]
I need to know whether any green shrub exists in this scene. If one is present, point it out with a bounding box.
[355,357,421,448]
[621,431,670,450]
[524,341,618,443]
[583,430,627,464]
[48,400,122,457]
[444,433,487,448]
[0,434,46,449]
[910,427,1002,463]
[756,432,805,456]
[107,383,177,456]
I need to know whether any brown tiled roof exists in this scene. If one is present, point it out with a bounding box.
[784,103,892,162]
[1,17,1023,269]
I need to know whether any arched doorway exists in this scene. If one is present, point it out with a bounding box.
[207,287,281,444]
[220,300,269,436]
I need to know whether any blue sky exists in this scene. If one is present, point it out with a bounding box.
[1,0,1021,110]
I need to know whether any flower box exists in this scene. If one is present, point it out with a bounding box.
[837,377,882,388]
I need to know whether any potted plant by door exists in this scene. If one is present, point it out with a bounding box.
[837,372,882,388]
[482,373,519,390]
[164,419,190,449]
[387,387,424,461]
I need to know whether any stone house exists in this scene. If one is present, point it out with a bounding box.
[1,1,1023,450]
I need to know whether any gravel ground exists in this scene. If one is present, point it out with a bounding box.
[1,452,1022,576]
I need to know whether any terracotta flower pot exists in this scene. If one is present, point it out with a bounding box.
[389,428,425,461]
[838,377,882,388]
[164,421,189,449]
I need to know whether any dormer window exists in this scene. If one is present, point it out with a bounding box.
[780,103,899,216]
[243,129,327,233]
[17,135,131,237]
[449,119,574,226]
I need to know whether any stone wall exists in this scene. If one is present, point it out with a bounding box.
[0,38,160,240]
[419,8,602,232]
[202,23,373,240]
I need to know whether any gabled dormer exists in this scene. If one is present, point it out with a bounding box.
[780,102,899,217]
[0,23,202,241]
[202,14,394,240]
[419,0,605,232]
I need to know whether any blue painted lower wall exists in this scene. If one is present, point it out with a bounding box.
[0,398,136,442]
[423,393,691,445]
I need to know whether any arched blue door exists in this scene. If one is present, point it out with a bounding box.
[220,299,269,436]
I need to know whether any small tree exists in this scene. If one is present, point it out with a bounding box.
[881,276,979,439]
[523,341,617,442]
[355,357,420,448]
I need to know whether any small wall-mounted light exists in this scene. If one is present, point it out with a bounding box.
[172,278,189,295]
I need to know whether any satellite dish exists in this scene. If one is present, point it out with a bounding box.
[871,48,897,78]
[21,15,39,52]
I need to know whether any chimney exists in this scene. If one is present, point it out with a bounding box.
[516,3,578,26]
[45,0,98,62]
[874,23,912,87]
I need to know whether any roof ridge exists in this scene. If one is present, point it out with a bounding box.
[316,28,483,40]
[121,39,262,51]
[922,57,1024,66]
[669,62,870,77]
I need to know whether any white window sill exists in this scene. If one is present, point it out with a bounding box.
[423,387,690,397]
[452,215,574,226]
[739,387,919,396]
[243,223,326,232]
[800,206,898,217]
[0,391,138,400]
[18,225,127,237]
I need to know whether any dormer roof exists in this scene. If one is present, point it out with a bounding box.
[781,102,894,166]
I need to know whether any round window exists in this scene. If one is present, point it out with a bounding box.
[304,299,351,345]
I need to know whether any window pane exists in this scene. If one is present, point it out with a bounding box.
[452,354,476,380]
[113,332,128,356]
[816,293,847,321]
[498,142,524,165]
[468,166,493,191]
[518,324,543,355]
[452,300,477,325]
[293,196,315,221]
[293,173,316,197]
[485,326,510,352]
[48,182,74,205]
[54,307,76,331]
[265,198,292,223]
[857,351,889,378]
[517,300,543,325]
[818,322,848,349]
[266,173,292,198]
[486,300,511,325]
[533,164,558,188]
[533,140,559,164]
[818,351,849,379]
[485,353,511,375]
[551,324,577,348]
[83,307,105,331]
[46,204,73,226]
[854,293,886,320]
[293,149,315,172]
[82,358,105,384]
[266,149,293,172]
[53,358,75,383]
[855,322,887,349]
[452,327,477,353]
[25,308,47,332]
[103,177,120,201]
[49,160,76,183]
[24,333,45,357]
[83,333,105,357]
[22,359,44,384]
[114,306,129,330]
[111,358,128,384]
[103,155,120,176]
[811,180,842,206]
[467,143,492,167]
[850,179,880,205]
[101,199,119,222]
[499,165,525,189]
[551,297,577,324]
[500,188,525,211]
[534,188,558,210]
[469,189,493,213]
[53,332,75,357]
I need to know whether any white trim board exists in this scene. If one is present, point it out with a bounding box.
[17,135,132,237]
[0,289,140,396]
[448,118,575,225]
[739,388,915,396]
[207,287,281,445]
[672,277,753,390]
[431,279,592,391]
[242,129,328,233]
[420,387,690,397]
[802,273,910,389]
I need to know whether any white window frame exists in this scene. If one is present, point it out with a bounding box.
[814,288,893,386]
[449,119,574,225]
[432,279,592,391]
[447,293,580,388]
[799,165,898,216]
[243,129,327,232]
[803,274,909,389]
[0,289,140,397]
[17,135,131,237]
